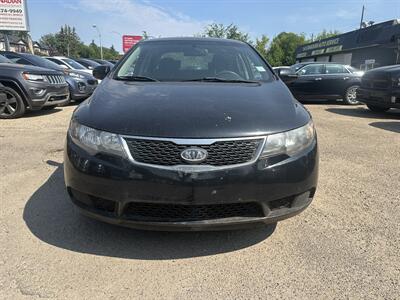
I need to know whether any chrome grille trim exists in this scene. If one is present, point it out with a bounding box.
[120,135,267,172]
[45,75,66,84]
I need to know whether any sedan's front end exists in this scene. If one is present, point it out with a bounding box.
[65,116,318,231]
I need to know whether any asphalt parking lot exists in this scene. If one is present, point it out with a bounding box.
[1,103,399,299]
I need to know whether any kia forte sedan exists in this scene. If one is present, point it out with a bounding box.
[64,37,318,231]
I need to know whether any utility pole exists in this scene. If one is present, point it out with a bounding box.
[359,5,365,29]
[92,24,103,60]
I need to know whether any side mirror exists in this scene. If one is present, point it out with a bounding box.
[278,68,298,83]
[93,65,111,80]
[59,64,69,70]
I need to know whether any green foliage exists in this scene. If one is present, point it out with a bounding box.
[38,24,120,59]
[201,23,309,66]
[203,23,251,43]
[254,35,269,59]
[311,29,341,41]
[266,32,307,66]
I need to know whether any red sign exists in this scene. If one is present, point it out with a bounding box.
[122,35,142,53]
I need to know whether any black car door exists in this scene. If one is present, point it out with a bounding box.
[320,64,352,97]
[288,64,325,99]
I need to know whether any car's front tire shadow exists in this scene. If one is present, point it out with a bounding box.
[23,164,276,260]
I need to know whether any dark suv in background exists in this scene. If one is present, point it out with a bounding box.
[1,51,98,102]
[0,54,69,119]
[279,62,364,105]
[357,65,400,112]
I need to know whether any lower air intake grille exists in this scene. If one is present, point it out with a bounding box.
[124,202,264,222]
[124,138,263,166]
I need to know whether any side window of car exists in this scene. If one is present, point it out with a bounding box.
[47,58,64,66]
[6,56,33,65]
[325,64,349,74]
[297,64,324,75]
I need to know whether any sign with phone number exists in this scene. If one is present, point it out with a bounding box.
[0,0,29,31]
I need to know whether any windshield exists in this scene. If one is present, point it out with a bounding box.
[25,54,63,71]
[0,54,12,63]
[116,40,273,82]
[62,58,86,70]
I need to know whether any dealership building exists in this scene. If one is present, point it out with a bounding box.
[295,19,400,70]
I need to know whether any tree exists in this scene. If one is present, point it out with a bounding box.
[266,32,306,66]
[254,35,269,59]
[311,29,341,41]
[39,25,81,56]
[203,23,251,43]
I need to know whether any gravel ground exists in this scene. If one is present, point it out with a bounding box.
[1,103,399,299]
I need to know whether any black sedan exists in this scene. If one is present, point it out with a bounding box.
[64,37,318,231]
[279,62,364,105]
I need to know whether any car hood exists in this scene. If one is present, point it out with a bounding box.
[364,65,400,76]
[74,79,310,138]
[0,63,63,74]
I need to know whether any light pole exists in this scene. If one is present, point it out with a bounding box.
[92,24,103,60]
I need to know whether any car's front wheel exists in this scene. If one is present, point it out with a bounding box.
[0,87,26,119]
[367,105,390,113]
[343,85,360,105]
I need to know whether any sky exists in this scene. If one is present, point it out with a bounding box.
[28,0,400,53]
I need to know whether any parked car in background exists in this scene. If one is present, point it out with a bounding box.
[0,54,69,119]
[357,65,400,112]
[91,58,114,67]
[65,37,318,230]
[279,62,363,105]
[72,58,101,71]
[45,56,93,75]
[1,52,98,102]
[108,59,118,64]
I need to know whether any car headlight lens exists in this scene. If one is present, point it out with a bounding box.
[22,73,47,82]
[67,71,85,79]
[69,119,125,156]
[261,120,315,157]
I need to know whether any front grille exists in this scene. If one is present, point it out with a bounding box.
[45,75,66,84]
[124,138,263,166]
[124,202,264,222]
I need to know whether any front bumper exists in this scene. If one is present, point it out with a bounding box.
[68,78,97,100]
[357,87,400,109]
[28,83,70,109]
[64,136,318,231]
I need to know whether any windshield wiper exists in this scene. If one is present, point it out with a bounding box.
[116,75,159,82]
[183,77,259,83]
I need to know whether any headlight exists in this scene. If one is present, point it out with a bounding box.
[261,120,315,157]
[69,119,125,156]
[392,77,400,87]
[67,72,85,79]
[22,73,47,82]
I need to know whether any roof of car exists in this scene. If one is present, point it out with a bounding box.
[141,37,247,45]
[50,56,68,59]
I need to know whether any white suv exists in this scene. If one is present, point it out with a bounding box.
[45,56,93,75]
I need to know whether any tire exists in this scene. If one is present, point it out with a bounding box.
[0,86,26,119]
[343,85,360,105]
[367,105,390,113]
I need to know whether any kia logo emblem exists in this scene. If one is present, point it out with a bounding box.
[181,147,208,164]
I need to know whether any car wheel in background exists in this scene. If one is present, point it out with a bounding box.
[366,105,390,113]
[343,85,360,105]
[0,87,26,119]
